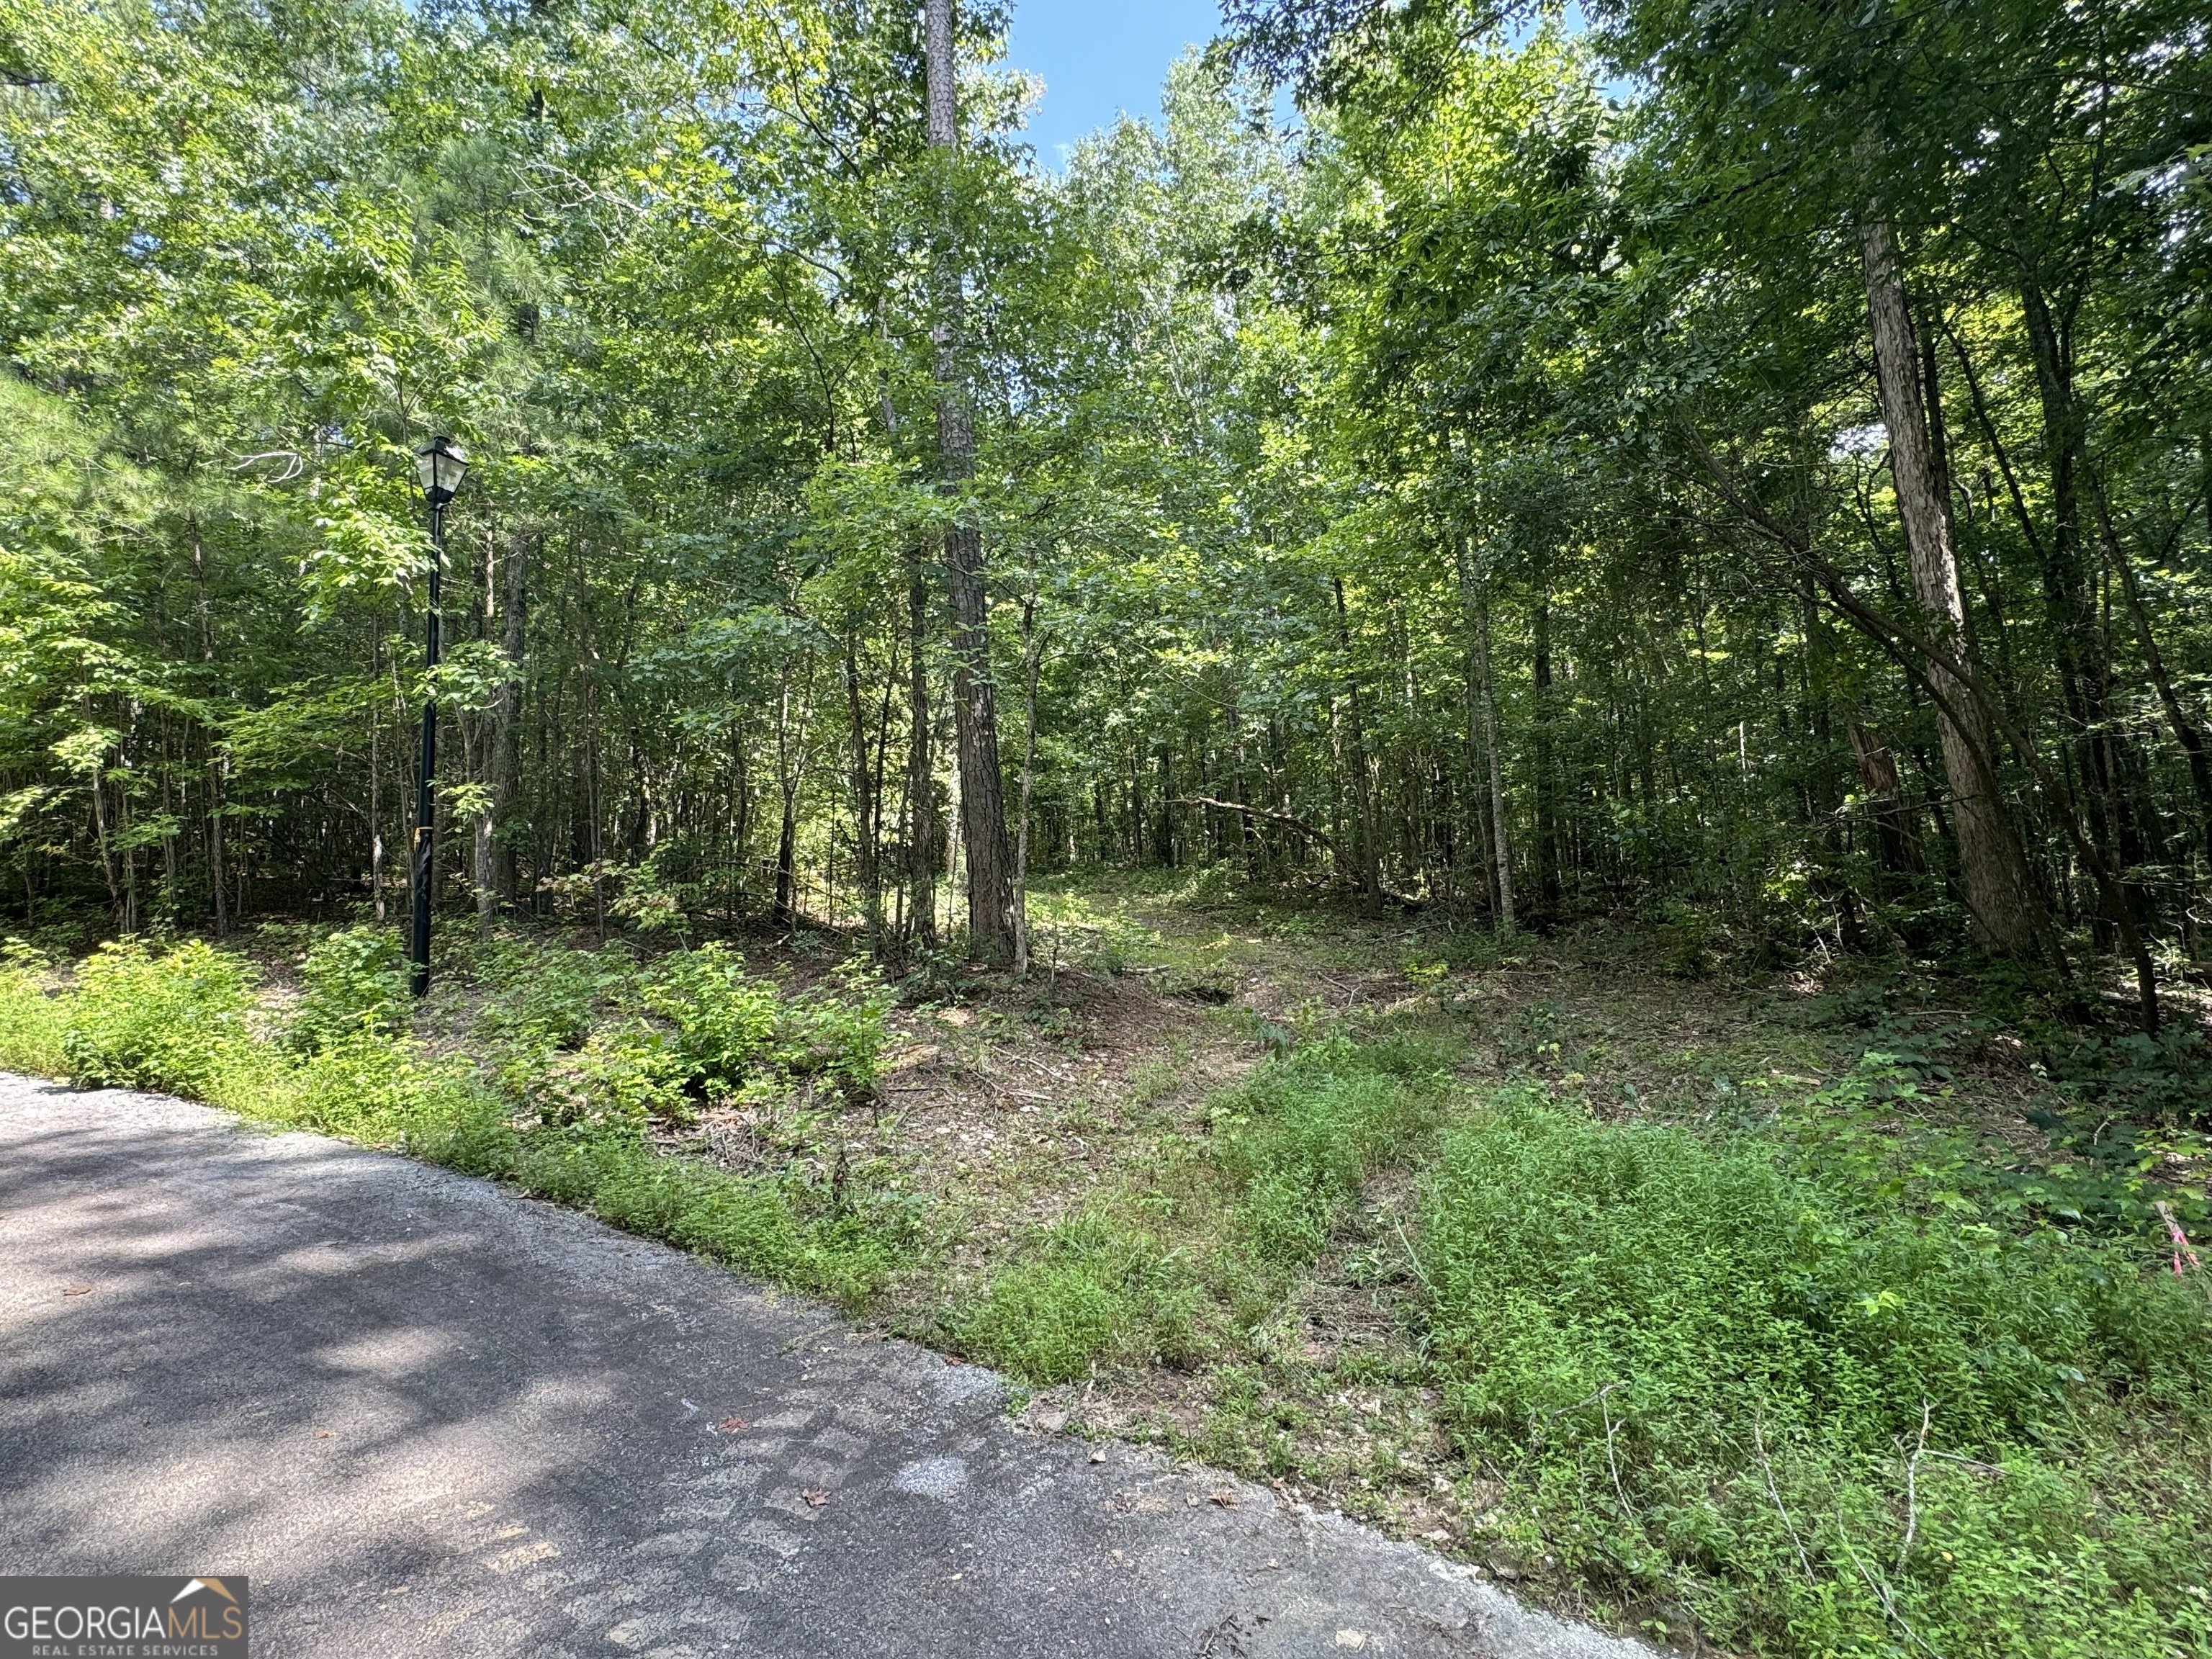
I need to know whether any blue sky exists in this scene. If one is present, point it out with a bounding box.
[1004,0,1227,166]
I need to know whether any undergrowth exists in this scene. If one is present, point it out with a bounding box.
[1424,1085,2212,1657]
[0,932,906,1310]
[946,982,2212,1657]
[956,1025,1461,1382]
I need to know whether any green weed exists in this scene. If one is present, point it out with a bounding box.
[1780,1047,2211,1246]
[473,935,636,1048]
[1213,1029,1460,1266]
[958,1023,1462,1386]
[60,938,256,1094]
[0,940,66,1074]
[1420,1084,2212,1655]
[472,940,896,1130]
[520,1020,695,1130]
[640,945,893,1102]
[643,943,781,1089]
[956,1211,1202,1382]
[1013,883,1161,977]
[512,1126,908,1311]
[289,924,410,1051]
[770,960,896,1095]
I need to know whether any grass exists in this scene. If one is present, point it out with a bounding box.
[6,882,2211,1658]
[947,1025,1462,1385]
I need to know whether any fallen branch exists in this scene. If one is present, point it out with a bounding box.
[1895,1399,1931,1573]
[1172,796,1349,866]
[1170,797,1422,908]
[2154,1201,2203,1277]
[1753,1409,1817,1586]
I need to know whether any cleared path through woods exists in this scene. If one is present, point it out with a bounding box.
[0,1074,1643,1659]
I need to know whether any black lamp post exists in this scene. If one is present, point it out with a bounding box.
[410,434,469,997]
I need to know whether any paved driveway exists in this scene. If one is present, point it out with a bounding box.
[0,1074,1642,1658]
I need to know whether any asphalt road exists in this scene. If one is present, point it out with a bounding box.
[0,1074,1645,1658]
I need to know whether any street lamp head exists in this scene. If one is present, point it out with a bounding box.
[415,434,469,505]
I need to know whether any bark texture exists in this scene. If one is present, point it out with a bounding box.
[905,562,938,949]
[1857,216,2041,956]
[925,0,1015,960]
[490,528,528,911]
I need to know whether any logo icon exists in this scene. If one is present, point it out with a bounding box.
[1,1575,250,1658]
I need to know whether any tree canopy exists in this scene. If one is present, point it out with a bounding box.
[3,0,2208,1026]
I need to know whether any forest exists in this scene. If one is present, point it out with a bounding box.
[1,0,2203,1004]
[5,0,2212,1654]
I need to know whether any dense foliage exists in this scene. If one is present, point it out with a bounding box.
[0,932,906,1306]
[4,0,2206,1025]
[1425,1087,2211,1653]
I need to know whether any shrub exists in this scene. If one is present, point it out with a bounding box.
[1420,1087,2212,1655]
[775,960,896,1096]
[643,943,780,1091]
[474,936,634,1049]
[60,939,256,1094]
[518,1020,693,1130]
[0,940,66,1074]
[15,930,908,1313]
[639,945,894,1103]
[290,925,410,1051]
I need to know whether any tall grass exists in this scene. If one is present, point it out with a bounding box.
[955,1210,1203,1382]
[1214,1029,1457,1263]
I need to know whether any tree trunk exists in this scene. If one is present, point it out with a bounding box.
[471,739,496,935]
[2020,279,2136,890]
[1857,213,2041,956]
[491,528,527,911]
[2100,494,2212,863]
[1532,590,1560,919]
[191,516,228,937]
[905,560,937,950]
[730,721,754,918]
[925,0,1015,961]
[369,696,384,924]
[1155,738,1175,866]
[1226,690,1257,876]
[845,632,884,954]
[1012,594,1043,976]
[772,665,806,929]
[1455,541,1498,920]
[85,716,122,930]
[1848,722,1924,874]
[1468,564,1516,933]
[943,711,963,938]
[1332,577,1382,910]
